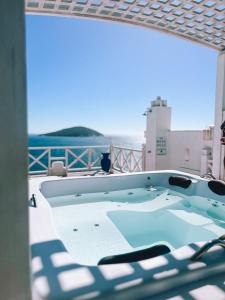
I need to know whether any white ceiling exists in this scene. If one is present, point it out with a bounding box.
[25,0,225,51]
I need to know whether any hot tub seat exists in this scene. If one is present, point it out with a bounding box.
[98,244,170,265]
[169,176,192,189]
[208,180,225,196]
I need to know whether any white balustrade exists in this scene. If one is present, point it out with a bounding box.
[110,146,143,173]
[28,145,110,175]
[28,144,144,175]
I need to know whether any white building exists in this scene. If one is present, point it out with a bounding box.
[144,96,214,177]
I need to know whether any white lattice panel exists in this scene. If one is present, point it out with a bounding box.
[25,0,225,50]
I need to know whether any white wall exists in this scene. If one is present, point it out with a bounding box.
[144,98,213,176]
[0,1,31,299]
[145,98,171,170]
[169,131,212,175]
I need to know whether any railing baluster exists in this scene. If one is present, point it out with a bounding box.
[88,147,92,170]
[65,148,68,171]
[48,148,51,170]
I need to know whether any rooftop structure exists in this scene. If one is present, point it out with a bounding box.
[25,0,225,51]
[1,1,225,300]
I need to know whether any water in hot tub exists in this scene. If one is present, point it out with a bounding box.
[47,186,225,266]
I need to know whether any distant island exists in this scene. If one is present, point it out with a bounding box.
[41,126,103,137]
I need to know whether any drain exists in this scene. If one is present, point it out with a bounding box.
[128,192,133,195]
[73,228,78,232]
[75,193,82,197]
[104,192,109,194]
[94,224,99,227]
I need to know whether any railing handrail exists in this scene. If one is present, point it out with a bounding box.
[112,145,142,152]
[29,145,109,150]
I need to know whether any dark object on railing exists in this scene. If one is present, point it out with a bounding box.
[191,234,225,261]
[221,121,225,145]
[169,176,192,189]
[101,152,111,173]
[208,180,225,196]
[98,244,170,265]
[30,194,37,207]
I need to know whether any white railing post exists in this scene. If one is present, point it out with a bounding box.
[88,147,92,170]
[120,149,124,172]
[65,147,68,171]
[142,143,146,171]
[48,148,51,171]
[110,144,114,171]
[129,150,132,171]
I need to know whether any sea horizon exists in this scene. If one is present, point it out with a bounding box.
[28,133,145,150]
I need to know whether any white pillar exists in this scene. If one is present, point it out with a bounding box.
[144,97,171,171]
[0,1,31,299]
[145,107,157,170]
[212,50,225,180]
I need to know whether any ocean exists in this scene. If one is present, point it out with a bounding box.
[28,134,144,149]
[28,135,144,173]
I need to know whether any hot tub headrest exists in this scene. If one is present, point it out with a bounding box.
[169,176,192,189]
[98,244,170,265]
[208,180,225,196]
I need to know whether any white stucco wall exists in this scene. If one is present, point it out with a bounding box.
[145,98,171,171]
[169,131,208,175]
[0,1,31,299]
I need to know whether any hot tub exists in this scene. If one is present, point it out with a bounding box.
[38,171,225,266]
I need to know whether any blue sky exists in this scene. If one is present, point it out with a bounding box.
[26,15,217,136]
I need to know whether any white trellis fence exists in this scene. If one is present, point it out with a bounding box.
[28,145,109,175]
[28,144,144,175]
[110,145,144,173]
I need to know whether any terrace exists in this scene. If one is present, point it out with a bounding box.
[1,1,225,300]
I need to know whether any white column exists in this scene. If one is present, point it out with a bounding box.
[145,109,157,171]
[144,98,171,171]
[212,50,225,179]
[0,1,31,299]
